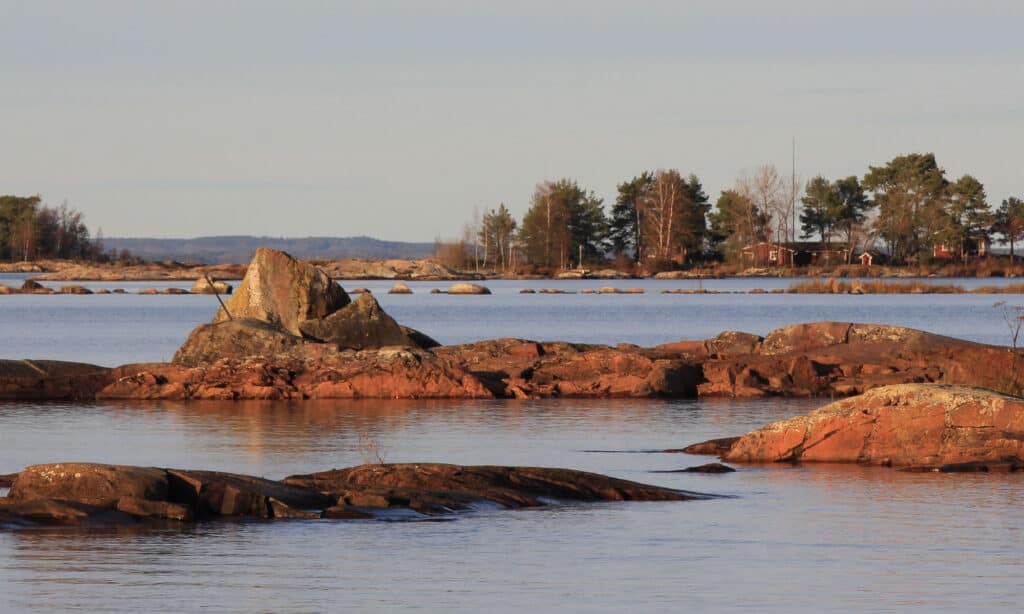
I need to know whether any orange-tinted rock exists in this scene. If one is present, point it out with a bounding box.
[101,348,494,400]
[718,384,1024,467]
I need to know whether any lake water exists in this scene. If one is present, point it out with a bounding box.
[1,277,1023,612]
[1,275,1022,366]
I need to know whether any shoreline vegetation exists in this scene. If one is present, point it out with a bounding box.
[1,255,1023,284]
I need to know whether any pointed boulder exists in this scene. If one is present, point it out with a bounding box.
[212,248,349,336]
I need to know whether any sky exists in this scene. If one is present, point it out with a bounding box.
[2,0,1023,241]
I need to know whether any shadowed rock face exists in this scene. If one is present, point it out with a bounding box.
[0,462,704,528]
[0,360,112,400]
[683,384,1024,468]
[299,293,417,350]
[283,463,703,513]
[212,247,350,335]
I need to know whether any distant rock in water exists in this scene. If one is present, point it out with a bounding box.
[388,282,413,294]
[447,283,491,295]
[213,247,350,335]
[191,277,233,295]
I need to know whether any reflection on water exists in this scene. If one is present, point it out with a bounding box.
[2,397,1023,612]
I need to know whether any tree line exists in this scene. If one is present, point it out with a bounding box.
[443,152,1024,270]
[0,195,100,261]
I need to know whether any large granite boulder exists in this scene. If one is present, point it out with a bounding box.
[687,384,1024,468]
[212,248,350,335]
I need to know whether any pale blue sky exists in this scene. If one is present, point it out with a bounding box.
[2,1,1022,241]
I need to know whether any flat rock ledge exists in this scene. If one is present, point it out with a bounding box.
[681,383,1024,469]
[0,462,708,528]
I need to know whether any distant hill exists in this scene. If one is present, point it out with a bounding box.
[102,236,436,264]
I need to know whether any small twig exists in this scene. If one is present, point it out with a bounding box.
[206,274,232,320]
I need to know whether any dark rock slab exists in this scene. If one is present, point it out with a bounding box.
[0,360,112,401]
[166,469,333,518]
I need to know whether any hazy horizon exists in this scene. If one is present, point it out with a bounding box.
[3,1,1023,242]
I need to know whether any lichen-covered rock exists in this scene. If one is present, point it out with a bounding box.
[212,248,350,335]
[9,463,170,506]
[173,318,337,366]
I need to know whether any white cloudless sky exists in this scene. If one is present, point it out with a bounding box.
[2,0,1022,241]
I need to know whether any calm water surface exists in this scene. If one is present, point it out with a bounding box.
[1,277,1023,612]
[1,276,1022,366]
[1,398,1022,613]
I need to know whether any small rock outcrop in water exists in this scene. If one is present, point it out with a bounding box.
[683,384,1024,468]
[0,462,706,528]
[212,247,350,335]
[191,277,233,295]
[447,283,491,295]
